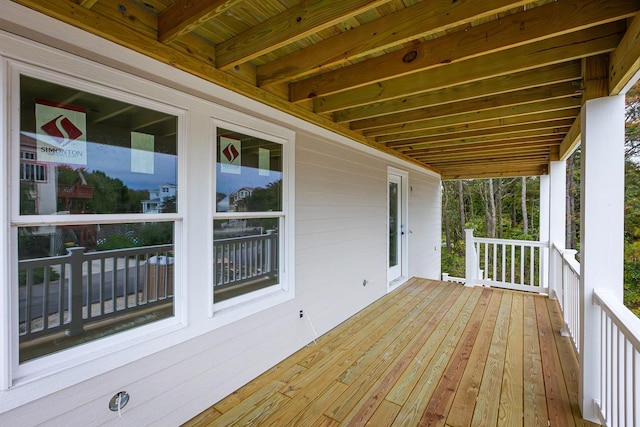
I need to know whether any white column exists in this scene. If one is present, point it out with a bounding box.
[539,174,550,293]
[548,160,567,300]
[464,229,477,287]
[579,94,625,422]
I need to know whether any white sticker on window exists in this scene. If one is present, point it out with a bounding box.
[131,132,155,174]
[259,147,269,177]
[220,136,241,174]
[35,101,87,165]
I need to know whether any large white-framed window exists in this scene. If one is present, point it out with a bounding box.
[211,110,295,318]
[6,60,185,383]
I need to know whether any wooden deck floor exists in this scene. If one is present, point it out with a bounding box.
[184,278,598,427]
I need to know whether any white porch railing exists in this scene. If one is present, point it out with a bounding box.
[593,289,640,427]
[552,243,581,354]
[464,229,548,293]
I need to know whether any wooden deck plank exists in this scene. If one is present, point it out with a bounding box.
[282,282,446,398]
[391,287,483,426]
[535,296,576,427]
[419,288,494,426]
[523,294,549,427]
[498,291,524,427]
[470,291,513,426]
[446,290,503,427]
[326,285,469,422]
[545,298,599,427]
[368,400,402,426]
[184,280,594,427]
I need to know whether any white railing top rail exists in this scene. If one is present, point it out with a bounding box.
[472,236,549,248]
[594,288,640,352]
[552,242,580,276]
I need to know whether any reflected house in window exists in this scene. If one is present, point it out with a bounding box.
[142,183,177,213]
[228,187,255,212]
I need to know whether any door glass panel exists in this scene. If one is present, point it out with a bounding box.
[389,181,398,268]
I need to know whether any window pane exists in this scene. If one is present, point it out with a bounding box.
[216,129,282,213]
[213,218,279,303]
[17,222,174,362]
[19,75,178,215]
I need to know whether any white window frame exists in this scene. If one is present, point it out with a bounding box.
[210,106,295,324]
[3,58,187,392]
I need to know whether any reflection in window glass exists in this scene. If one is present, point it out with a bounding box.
[19,75,178,216]
[213,127,284,303]
[215,129,282,213]
[213,218,279,303]
[17,222,174,362]
[16,74,179,362]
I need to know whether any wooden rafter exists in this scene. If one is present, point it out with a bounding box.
[290,0,636,102]
[215,0,391,70]
[158,0,245,44]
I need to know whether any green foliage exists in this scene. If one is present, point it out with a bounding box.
[18,267,60,286]
[441,243,465,278]
[245,180,282,212]
[96,234,140,251]
[138,222,173,246]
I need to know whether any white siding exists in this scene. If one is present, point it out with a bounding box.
[0,4,442,424]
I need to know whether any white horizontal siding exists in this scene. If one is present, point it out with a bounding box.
[0,4,442,424]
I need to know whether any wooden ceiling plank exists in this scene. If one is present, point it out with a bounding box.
[350,82,579,131]
[257,0,531,87]
[375,109,581,143]
[364,98,582,138]
[158,0,245,44]
[402,136,563,156]
[332,61,582,122]
[313,22,624,112]
[442,166,547,180]
[290,0,637,102]
[215,0,391,71]
[415,149,553,163]
[609,11,640,95]
[386,120,573,149]
[80,0,98,8]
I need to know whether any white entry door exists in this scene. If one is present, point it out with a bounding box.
[388,172,404,284]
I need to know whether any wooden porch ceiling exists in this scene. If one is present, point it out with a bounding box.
[183,279,597,426]
[12,0,640,179]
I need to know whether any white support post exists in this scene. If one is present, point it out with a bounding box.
[539,174,550,293]
[579,94,625,423]
[548,160,567,300]
[464,229,477,287]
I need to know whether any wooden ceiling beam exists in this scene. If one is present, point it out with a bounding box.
[609,10,640,95]
[158,0,244,44]
[350,82,579,131]
[215,0,390,70]
[364,97,582,138]
[291,0,637,102]
[376,111,580,143]
[332,61,582,122]
[419,151,552,166]
[312,22,624,112]
[442,165,548,180]
[386,120,572,149]
[256,0,530,87]
[402,136,563,156]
